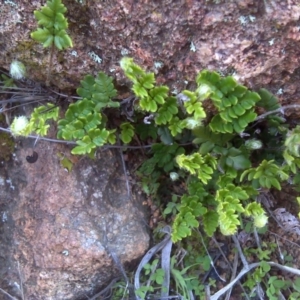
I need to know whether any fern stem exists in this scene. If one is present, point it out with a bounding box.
[46,43,55,86]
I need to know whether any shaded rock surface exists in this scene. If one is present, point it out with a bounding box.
[0,1,300,109]
[0,134,149,299]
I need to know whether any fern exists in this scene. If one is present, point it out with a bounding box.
[57,72,118,154]
[31,0,72,50]
[15,57,300,250]
[10,104,59,137]
[154,97,178,125]
[120,122,135,144]
[172,193,207,242]
[30,0,73,84]
[176,153,217,184]
[241,159,289,190]
[196,70,260,133]
[216,184,248,235]
[257,88,281,111]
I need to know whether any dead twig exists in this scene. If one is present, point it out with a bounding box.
[0,288,18,300]
[17,262,25,300]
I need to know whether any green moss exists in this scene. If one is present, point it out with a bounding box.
[0,132,15,161]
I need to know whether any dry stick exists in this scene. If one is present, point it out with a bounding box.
[0,288,17,300]
[232,235,248,269]
[268,231,300,248]
[254,104,300,121]
[210,235,300,300]
[205,285,211,300]
[211,236,250,300]
[233,234,265,299]
[117,137,131,199]
[253,227,286,300]
[224,250,238,300]
[0,126,193,151]
[0,95,49,105]
[197,231,225,284]
[160,236,172,300]
[17,261,25,300]
[210,261,300,300]
[0,126,152,149]
[1,100,50,113]
[210,262,260,300]
[88,276,122,300]
[251,228,267,300]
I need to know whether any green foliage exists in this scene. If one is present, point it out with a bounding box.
[0,74,16,87]
[196,70,260,133]
[13,57,300,249]
[241,159,289,190]
[182,90,206,120]
[120,122,134,144]
[154,97,178,125]
[10,104,59,137]
[31,0,73,50]
[176,153,217,184]
[244,260,270,291]
[10,57,300,299]
[120,57,206,140]
[283,125,300,173]
[216,184,248,235]
[257,88,281,111]
[266,277,289,300]
[76,72,118,110]
[28,103,59,135]
[172,193,207,242]
[170,256,200,300]
[121,57,169,112]
[57,153,73,172]
[57,72,118,154]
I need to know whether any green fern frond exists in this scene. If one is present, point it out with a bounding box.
[31,0,73,50]
[195,70,260,134]
[257,88,280,111]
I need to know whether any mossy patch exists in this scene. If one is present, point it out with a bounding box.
[0,132,15,161]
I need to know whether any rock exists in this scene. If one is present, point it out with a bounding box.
[0,135,149,299]
[0,1,300,107]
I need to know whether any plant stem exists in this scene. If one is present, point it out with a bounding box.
[46,43,55,86]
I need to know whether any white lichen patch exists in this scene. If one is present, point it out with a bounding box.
[238,15,256,25]
[238,16,248,25]
[249,15,256,22]
[121,48,129,56]
[276,88,284,95]
[6,178,15,190]
[268,38,275,46]
[190,41,196,52]
[154,61,164,69]
[4,0,17,7]
[92,191,102,199]
[70,50,78,57]
[88,51,102,63]
[2,211,8,222]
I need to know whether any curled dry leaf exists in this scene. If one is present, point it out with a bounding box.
[273,208,300,235]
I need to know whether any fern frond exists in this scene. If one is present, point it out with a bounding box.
[31,0,73,50]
